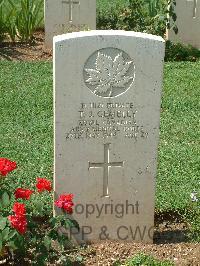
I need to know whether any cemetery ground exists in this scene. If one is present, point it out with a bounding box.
[0,57,199,265]
[1,0,200,264]
[0,30,52,61]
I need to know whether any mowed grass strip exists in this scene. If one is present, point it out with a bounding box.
[157,62,200,211]
[0,61,199,213]
[0,62,53,198]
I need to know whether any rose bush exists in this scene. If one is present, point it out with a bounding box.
[0,158,78,265]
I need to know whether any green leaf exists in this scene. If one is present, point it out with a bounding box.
[0,0,4,8]
[35,201,43,212]
[7,241,17,250]
[7,0,16,9]
[65,219,80,230]
[0,233,2,251]
[31,236,37,244]
[1,192,10,207]
[48,230,58,240]
[49,217,57,227]
[43,236,51,251]
[8,230,17,240]
[2,227,10,241]
[0,217,7,230]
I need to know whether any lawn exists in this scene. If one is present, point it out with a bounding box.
[0,62,53,212]
[157,62,200,211]
[0,61,199,215]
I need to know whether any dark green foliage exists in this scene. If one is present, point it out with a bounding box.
[97,0,176,37]
[96,3,122,30]
[116,0,150,32]
[97,0,151,32]
[165,41,200,62]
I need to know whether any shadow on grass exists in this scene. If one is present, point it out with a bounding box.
[154,210,188,244]
[0,43,25,61]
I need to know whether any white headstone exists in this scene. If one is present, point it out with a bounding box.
[167,0,200,48]
[45,0,96,49]
[54,31,165,243]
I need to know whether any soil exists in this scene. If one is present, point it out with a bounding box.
[82,241,200,266]
[0,31,52,62]
[1,32,200,265]
[68,212,200,266]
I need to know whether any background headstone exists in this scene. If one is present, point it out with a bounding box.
[45,0,96,49]
[54,31,165,243]
[167,0,200,49]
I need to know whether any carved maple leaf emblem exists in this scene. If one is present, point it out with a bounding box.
[85,52,134,97]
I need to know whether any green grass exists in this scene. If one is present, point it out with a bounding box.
[0,62,53,211]
[124,253,174,266]
[0,61,199,218]
[157,62,200,211]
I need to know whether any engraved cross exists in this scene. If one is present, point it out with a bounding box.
[190,0,198,18]
[62,0,80,22]
[89,143,124,197]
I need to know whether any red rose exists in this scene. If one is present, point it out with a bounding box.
[0,158,17,176]
[36,178,52,192]
[14,188,34,200]
[55,194,74,214]
[8,215,27,234]
[13,202,26,216]
[62,201,74,214]
[8,202,27,234]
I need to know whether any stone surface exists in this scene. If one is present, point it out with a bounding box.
[45,0,96,49]
[54,31,165,243]
[167,0,200,49]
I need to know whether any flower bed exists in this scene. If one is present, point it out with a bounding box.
[0,157,78,265]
